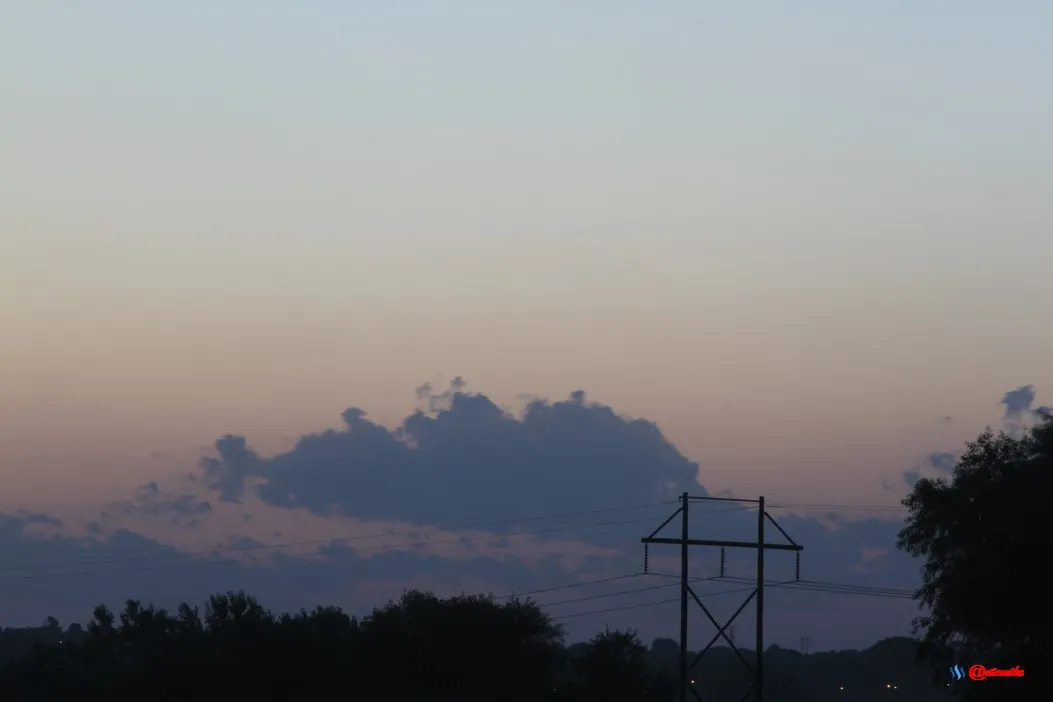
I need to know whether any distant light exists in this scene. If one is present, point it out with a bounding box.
[886,684,891,688]
[840,686,844,690]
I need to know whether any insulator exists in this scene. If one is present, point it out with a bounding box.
[795,551,801,581]
[719,547,725,577]
[643,543,649,574]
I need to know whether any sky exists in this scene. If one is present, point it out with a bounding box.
[0,2,1050,651]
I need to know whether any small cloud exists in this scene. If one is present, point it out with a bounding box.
[1002,385,1036,419]
[116,482,213,518]
[226,535,264,551]
[903,451,957,488]
[320,539,355,557]
[925,452,956,472]
[850,546,890,574]
[15,511,63,528]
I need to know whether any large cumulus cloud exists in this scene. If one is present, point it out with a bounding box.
[201,383,703,524]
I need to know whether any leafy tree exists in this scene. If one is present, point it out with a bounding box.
[898,413,1052,698]
[560,628,673,702]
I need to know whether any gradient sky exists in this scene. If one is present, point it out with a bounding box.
[0,1,1050,648]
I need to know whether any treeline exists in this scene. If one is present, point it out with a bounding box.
[0,590,662,701]
[0,589,952,701]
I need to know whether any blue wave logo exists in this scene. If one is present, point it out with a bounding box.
[950,665,965,681]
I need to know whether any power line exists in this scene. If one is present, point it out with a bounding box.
[716,575,914,598]
[767,502,908,513]
[544,575,919,623]
[550,586,759,621]
[0,500,676,577]
[517,573,916,614]
[535,576,724,608]
[796,578,914,595]
[492,573,644,600]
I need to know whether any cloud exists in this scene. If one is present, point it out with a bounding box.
[199,382,703,527]
[14,510,63,528]
[900,385,1043,491]
[1001,384,1036,419]
[924,452,956,472]
[0,509,585,633]
[115,481,212,521]
[901,448,958,488]
[0,500,916,651]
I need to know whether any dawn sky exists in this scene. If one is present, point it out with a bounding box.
[0,2,1050,649]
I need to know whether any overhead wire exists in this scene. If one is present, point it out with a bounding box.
[716,575,914,599]
[550,586,760,622]
[544,576,918,622]
[766,502,908,513]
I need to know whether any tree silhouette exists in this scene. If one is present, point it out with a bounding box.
[561,628,673,702]
[898,413,1052,699]
[0,602,955,702]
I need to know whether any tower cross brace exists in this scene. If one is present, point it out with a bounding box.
[641,493,804,702]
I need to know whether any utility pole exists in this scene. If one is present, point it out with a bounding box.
[641,494,804,702]
[756,495,765,702]
[679,493,689,702]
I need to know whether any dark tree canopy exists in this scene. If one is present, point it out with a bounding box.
[0,589,670,702]
[559,628,673,702]
[0,597,953,702]
[898,413,1053,698]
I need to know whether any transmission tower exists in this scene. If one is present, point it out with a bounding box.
[641,493,804,702]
